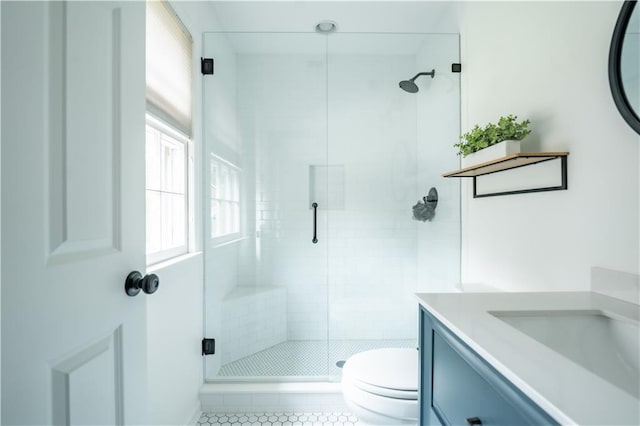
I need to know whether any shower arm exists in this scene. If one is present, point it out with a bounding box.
[410,70,435,81]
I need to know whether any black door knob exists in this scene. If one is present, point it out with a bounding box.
[125,271,159,297]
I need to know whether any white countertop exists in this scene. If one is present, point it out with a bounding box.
[416,291,640,426]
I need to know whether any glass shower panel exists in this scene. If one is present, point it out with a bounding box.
[203,32,329,380]
[325,33,461,376]
[202,31,461,382]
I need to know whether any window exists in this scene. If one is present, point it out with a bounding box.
[210,155,241,241]
[146,0,193,264]
[146,116,189,264]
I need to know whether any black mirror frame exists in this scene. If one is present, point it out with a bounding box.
[609,0,640,135]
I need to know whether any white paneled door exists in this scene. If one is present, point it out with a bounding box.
[2,1,147,424]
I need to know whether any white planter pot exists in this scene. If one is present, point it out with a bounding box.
[461,140,521,168]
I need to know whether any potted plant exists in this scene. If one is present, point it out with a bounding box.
[455,115,531,166]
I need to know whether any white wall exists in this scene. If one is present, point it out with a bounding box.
[145,2,217,424]
[147,255,203,425]
[460,1,639,291]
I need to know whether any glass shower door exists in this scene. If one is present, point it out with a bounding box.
[325,33,461,376]
[202,32,330,380]
[201,30,461,382]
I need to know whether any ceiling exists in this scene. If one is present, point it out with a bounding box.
[206,1,463,34]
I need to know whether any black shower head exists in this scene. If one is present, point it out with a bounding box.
[399,69,435,93]
[399,79,419,93]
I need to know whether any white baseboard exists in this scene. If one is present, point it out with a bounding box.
[200,382,348,413]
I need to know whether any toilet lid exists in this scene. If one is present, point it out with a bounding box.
[343,348,418,392]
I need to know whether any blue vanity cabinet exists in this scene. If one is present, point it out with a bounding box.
[419,307,559,426]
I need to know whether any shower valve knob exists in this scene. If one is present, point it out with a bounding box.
[125,271,160,297]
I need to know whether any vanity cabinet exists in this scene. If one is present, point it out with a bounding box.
[419,307,559,426]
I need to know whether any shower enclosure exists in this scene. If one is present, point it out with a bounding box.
[203,31,460,381]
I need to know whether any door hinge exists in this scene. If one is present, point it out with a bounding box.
[201,57,214,75]
[451,63,462,73]
[202,338,215,355]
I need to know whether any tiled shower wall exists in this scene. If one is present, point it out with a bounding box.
[220,286,287,365]
[238,50,329,341]
[236,35,460,342]
[325,50,420,340]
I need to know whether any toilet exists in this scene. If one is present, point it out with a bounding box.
[341,348,418,425]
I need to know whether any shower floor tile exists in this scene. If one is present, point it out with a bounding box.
[217,339,415,377]
[198,411,364,426]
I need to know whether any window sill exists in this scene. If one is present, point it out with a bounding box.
[210,236,248,249]
[146,251,202,273]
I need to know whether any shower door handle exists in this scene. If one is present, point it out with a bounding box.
[312,202,318,244]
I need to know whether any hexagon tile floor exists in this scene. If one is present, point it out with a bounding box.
[197,412,364,426]
[217,339,415,377]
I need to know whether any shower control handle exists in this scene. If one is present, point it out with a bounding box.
[312,202,318,244]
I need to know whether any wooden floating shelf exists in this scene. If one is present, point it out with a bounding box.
[443,152,570,178]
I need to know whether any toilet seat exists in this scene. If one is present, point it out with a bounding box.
[343,348,418,390]
[341,348,419,423]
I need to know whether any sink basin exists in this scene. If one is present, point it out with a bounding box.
[490,309,640,398]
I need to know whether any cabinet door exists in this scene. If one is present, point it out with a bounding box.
[432,332,529,425]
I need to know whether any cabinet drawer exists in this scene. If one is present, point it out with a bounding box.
[432,332,528,426]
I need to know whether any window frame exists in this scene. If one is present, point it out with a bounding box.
[210,153,242,245]
[145,113,192,266]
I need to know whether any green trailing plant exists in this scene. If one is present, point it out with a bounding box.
[454,115,531,157]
